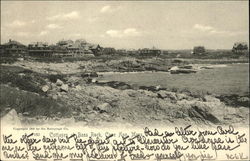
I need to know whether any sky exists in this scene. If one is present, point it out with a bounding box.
[1,1,249,49]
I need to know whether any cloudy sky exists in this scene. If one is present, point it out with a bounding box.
[1,1,249,49]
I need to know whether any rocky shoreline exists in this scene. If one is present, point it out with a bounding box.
[0,59,249,127]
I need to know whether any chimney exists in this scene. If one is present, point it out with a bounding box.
[9,39,11,42]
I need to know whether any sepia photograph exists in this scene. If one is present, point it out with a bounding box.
[0,1,249,160]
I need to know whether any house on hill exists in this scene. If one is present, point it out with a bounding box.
[232,42,248,54]
[28,42,54,57]
[89,44,102,55]
[0,39,27,57]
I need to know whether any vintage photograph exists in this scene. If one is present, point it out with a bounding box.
[0,1,249,128]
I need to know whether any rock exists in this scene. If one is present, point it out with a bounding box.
[72,111,78,116]
[1,109,21,126]
[41,85,49,92]
[90,72,98,77]
[200,66,213,69]
[23,112,29,116]
[188,102,220,124]
[17,58,24,61]
[157,91,177,100]
[56,79,64,86]
[94,103,111,113]
[170,66,179,71]
[238,96,249,103]
[204,95,221,103]
[155,85,161,91]
[170,66,197,74]
[75,85,82,90]
[176,93,189,100]
[60,84,69,92]
[18,73,25,77]
[51,83,57,89]
[91,78,97,83]
[67,76,80,86]
[81,73,90,78]
[52,95,58,100]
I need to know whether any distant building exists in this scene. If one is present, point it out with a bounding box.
[161,50,169,55]
[0,39,27,57]
[232,42,248,54]
[127,49,137,55]
[138,47,161,56]
[117,49,127,53]
[89,44,102,55]
[28,42,53,57]
[193,46,206,55]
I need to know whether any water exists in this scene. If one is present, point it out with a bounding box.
[98,63,249,95]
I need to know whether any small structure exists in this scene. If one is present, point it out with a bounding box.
[193,46,206,55]
[0,39,27,57]
[232,42,248,54]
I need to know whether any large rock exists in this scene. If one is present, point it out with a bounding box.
[41,85,50,92]
[170,66,197,74]
[94,103,111,113]
[157,91,177,100]
[204,95,221,103]
[75,85,82,91]
[60,84,69,92]
[188,102,220,124]
[1,109,21,126]
[56,79,64,86]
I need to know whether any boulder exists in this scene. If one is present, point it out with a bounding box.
[60,84,69,92]
[18,73,26,77]
[1,109,21,126]
[157,91,177,100]
[188,102,220,124]
[176,93,189,100]
[170,66,197,74]
[41,85,50,92]
[52,95,58,100]
[75,85,82,91]
[94,103,111,113]
[238,96,249,103]
[56,79,64,86]
[89,72,98,77]
[204,95,221,103]
[91,78,97,83]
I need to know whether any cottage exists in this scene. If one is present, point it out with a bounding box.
[28,42,53,57]
[89,44,102,55]
[0,39,27,57]
[232,42,248,54]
